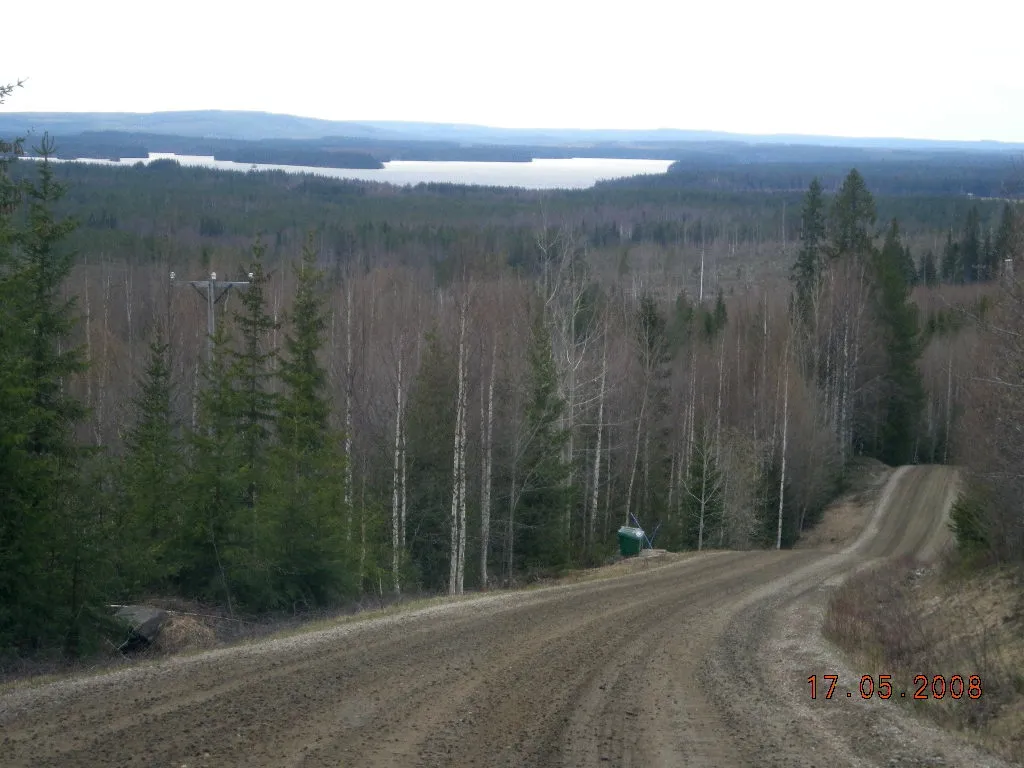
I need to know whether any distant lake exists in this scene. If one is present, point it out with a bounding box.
[37,153,674,190]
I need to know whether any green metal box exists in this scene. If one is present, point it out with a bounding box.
[617,526,645,557]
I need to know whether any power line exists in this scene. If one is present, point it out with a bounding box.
[170,270,251,364]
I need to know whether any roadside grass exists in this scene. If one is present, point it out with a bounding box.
[824,555,1024,763]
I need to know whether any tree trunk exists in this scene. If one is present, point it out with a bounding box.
[589,328,607,555]
[124,265,134,373]
[760,293,768,447]
[698,444,708,551]
[602,426,612,547]
[715,332,726,461]
[400,405,407,552]
[776,341,791,550]
[481,340,495,588]
[344,282,354,540]
[456,328,468,594]
[449,301,468,596]
[699,243,705,304]
[944,345,953,464]
[507,464,517,584]
[391,351,403,593]
[624,387,647,527]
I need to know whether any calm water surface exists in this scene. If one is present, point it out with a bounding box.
[46,153,673,189]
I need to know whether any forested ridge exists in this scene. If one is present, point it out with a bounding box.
[3,82,1023,662]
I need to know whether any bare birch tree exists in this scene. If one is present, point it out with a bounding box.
[391,343,404,593]
[449,295,469,595]
[480,337,496,588]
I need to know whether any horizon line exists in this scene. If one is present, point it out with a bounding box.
[1,108,1023,146]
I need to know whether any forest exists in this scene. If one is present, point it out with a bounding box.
[2,84,1024,662]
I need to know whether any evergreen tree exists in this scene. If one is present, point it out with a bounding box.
[182,321,244,610]
[713,288,727,330]
[871,219,925,465]
[117,326,184,595]
[0,138,89,654]
[405,328,458,590]
[634,293,673,525]
[228,245,279,583]
[959,206,982,283]
[827,169,876,260]
[667,289,695,351]
[920,250,939,287]
[698,289,728,340]
[900,244,917,286]
[791,178,827,323]
[263,236,352,608]
[940,229,960,283]
[0,90,28,654]
[994,203,1017,275]
[981,230,997,281]
[516,312,570,572]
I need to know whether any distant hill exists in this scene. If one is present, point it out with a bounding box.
[1,110,1023,153]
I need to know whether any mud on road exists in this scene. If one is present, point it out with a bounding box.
[1,465,1015,767]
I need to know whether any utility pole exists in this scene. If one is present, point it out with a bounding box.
[171,270,251,363]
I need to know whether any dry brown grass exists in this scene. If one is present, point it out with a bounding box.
[795,458,893,552]
[149,615,217,656]
[825,557,1024,763]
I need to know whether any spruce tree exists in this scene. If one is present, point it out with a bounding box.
[228,244,278,583]
[117,325,184,595]
[516,312,570,572]
[667,289,695,351]
[0,137,88,654]
[264,236,351,608]
[827,169,876,260]
[920,250,939,287]
[872,219,925,465]
[994,203,1017,275]
[0,87,29,653]
[404,328,458,590]
[792,178,827,323]
[634,293,673,525]
[900,245,917,287]
[960,206,982,283]
[183,321,244,611]
[940,229,960,283]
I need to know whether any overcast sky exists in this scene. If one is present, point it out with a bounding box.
[3,0,1022,141]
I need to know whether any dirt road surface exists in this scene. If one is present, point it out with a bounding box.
[1,465,1014,767]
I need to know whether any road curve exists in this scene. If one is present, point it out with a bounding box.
[0,465,1012,767]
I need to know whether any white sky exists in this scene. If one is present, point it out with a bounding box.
[3,0,1023,141]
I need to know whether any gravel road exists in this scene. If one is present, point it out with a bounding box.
[1,465,1014,767]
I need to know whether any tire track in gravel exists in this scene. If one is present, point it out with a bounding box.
[699,465,1016,768]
